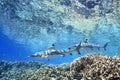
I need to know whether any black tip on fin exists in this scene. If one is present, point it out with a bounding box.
[77,50,81,55]
[70,53,72,55]
[68,48,71,50]
[104,42,108,51]
[78,52,81,55]
[52,44,55,46]
[84,39,88,43]
[62,54,65,57]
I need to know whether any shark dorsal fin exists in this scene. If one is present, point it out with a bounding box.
[49,44,55,50]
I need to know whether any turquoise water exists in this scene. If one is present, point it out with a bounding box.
[0,24,120,64]
[0,0,120,64]
[0,0,120,80]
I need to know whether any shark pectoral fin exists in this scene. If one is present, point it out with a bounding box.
[61,54,65,57]
[77,50,81,55]
[70,53,72,55]
[52,43,55,47]
[46,58,50,61]
[104,42,108,51]
[47,58,50,61]
[45,56,49,61]
[68,48,73,55]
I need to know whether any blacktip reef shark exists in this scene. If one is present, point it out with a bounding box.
[30,44,72,60]
[68,39,108,55]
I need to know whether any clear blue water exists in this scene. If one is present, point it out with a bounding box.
[0,23,119,64]
[0,26,30,61]
[0,26,79,64]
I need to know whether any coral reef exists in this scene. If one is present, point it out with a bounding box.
[27,64,72,80]
[70,53,120,80]
[0,53,120,80]
[0,61,42,80]
[0,61,72,80]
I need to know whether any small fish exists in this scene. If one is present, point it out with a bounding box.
[30,44,71,60]
[68,39,108,55]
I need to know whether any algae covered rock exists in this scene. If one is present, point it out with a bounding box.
[0,61,43,80]
[70,53,120,80]
[0,61,72,80]
[27,63,72,80]
[0,53,120,80]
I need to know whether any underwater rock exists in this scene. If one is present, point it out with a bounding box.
[0,61,72,80]
[0,53,120,80]
[27,63,72,80]
[0,61,43,80]
[70,53,120,79]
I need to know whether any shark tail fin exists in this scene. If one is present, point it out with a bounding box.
[104,42,108,51]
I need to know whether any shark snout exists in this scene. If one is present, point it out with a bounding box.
[30,53,42,58]
[29,54,36,57]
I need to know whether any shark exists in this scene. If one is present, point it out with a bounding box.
[68,39,108,55]
[30,44,72,60]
